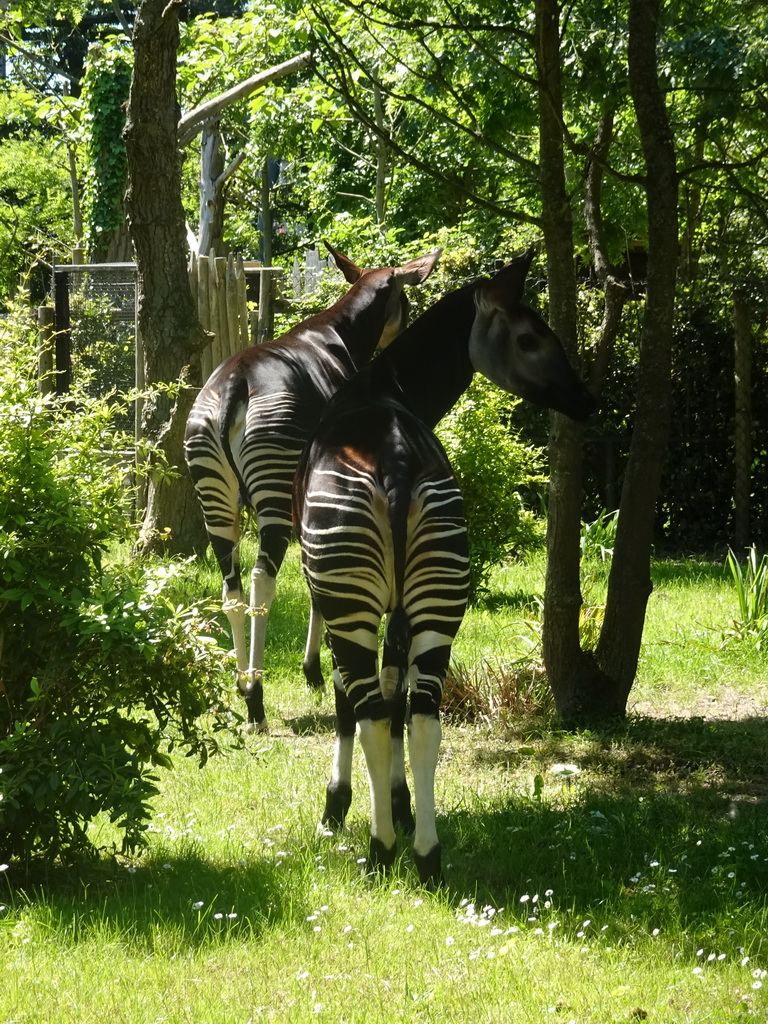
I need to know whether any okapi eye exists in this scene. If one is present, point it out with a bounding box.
[517,332,539,352]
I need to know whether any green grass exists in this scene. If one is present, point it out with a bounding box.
[3,543,768,1023]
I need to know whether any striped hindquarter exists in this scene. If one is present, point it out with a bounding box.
[185,373,325,729]
[183,248,442,732]
[295,406,470,884]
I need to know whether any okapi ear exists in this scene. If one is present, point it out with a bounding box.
[324,240,364,284]
[474,248,535,313]
[396,248,443,285]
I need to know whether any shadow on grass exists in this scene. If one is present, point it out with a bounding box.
[436,777,768,947]
[650,555,728,587]
[1,848,301,952]
[475,713,768,792]
[477,588,542,614]
[283,710,337,735]
[430,713,768,941]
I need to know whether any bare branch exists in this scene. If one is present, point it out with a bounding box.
[0,32,77,85]
[313,59,537,225]
[177,50,312,148]
[310,4,539,176]
[335,0,531,40]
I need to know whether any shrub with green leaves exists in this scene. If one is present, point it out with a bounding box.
[436,376,546,602]
[0,300,239,864]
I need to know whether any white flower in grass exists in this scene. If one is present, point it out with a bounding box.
[446,936,455,945]
[192,901,204,911]
[550,764,580,779]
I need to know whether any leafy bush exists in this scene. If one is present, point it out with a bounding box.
[0,300,238,864]
[435,376,546,602]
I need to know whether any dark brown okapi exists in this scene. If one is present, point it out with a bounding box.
[293,251,596,884]
[184,245,441,731]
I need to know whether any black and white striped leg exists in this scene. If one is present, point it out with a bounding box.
[406,639,451,886]
[358,717,397,872]
[302,599,326,691]
[322,673,355,829]
[390,691,415,833]
[408,713,443,886]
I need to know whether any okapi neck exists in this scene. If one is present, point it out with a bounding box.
[382,281,478,429]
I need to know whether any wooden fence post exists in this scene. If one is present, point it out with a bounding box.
[37,305,55,395]
[213,254,227,369]
[257,270,274,342]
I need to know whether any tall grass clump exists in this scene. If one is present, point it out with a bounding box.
[724,545,768,648]
[0,298,239,865]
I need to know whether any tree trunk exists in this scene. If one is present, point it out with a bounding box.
[593,0,678,696]
[123,0,208,556]
[197,122,227,257]
[733,290,752,549]
[373,81,388,230]
[260,157,273,267]
[539,0,678,723]
[536,0,612,719]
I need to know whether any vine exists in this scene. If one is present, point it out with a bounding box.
[79,44,133,259]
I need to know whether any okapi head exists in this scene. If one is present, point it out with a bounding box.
[324,240,442,354]
[469,250,596,421]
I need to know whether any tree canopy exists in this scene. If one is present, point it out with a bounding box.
[1,0,767,720]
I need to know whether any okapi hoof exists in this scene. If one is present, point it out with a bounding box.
[303,654,325,692]
[413,844,443,887]
[391,782,415,834]
[243,717,269,735]
[321,781,352,830]
[368,836,397,874]
[243,681,266,730]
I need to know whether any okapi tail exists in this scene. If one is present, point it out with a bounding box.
[380,455,412,700]
[218,373,251,506]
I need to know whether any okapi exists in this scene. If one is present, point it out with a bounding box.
[293,250,595,884]
[184,245,441,731]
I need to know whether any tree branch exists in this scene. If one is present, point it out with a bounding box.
[177,50,312,148]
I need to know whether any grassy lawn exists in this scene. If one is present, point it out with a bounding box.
[2,544,768,1023]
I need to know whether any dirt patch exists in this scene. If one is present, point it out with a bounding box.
[630,686,768,721]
